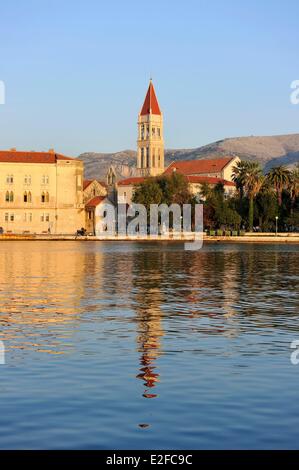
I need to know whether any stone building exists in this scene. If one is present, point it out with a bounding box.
[117,158,238,205]
[163,156,240,182]
[117,82,238,205]
[85,196,115,236]
[137,80,164,177]
[83,179,107,203]
[0,149,84,234]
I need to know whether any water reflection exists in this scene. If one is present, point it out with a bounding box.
[1,242,299,448]
[0,243,299,372]
[132,252,165,399]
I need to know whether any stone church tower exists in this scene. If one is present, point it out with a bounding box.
[137,80,164,176]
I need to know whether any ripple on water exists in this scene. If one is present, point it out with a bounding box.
[0,241,298,449]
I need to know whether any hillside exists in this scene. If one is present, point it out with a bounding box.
[79,133,299,180]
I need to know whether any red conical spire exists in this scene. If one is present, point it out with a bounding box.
[140,80,161,116]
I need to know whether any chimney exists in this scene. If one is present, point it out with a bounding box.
[49,148,55,154]
[10,148,17,152]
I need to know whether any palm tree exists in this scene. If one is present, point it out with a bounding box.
[266,166,291,206]
[232,160,249,199]
[288,165,299,215]
[244,162,264,231]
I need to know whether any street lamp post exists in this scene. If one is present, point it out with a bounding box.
[275,216,278,237]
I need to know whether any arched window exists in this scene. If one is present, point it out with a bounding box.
[9,191,14,202]
[24,191,28,203]
[152,148,156,168]
[146,147,150,167]
[45,192,49,203]
[28,192,32,203]
[41,192,45,203]
[5,191,10,202]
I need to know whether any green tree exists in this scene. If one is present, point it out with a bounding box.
[132,178,163,210]
[266,166,291,207]
[244,162,264,231]
[288,165,299,215]
[255,192,279,231]
[232,160,249,199]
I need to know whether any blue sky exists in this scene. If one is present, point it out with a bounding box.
[0,0,298,155]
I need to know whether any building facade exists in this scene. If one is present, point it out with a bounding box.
[0,149,84,234]
[117,158,238,205]
[85,196,115,236]
[137,80,164,177]
[163,156,240,181]
[83,179,107,204]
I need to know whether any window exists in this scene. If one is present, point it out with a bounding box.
[141,124,145,139]
[157,128,161,138]
[5,213,8,222]
[46,192,49,203]
[28,192,32,203]
[41,214,44,222]
[10,214,14,222]
[6,191,14,202]
[45,214,50,222]
[24,175,31,185]
[42,175,49,185]
[24,192,28,203]
[6,175,13,184]
[29,213,32,222]
[41,192,47,203]
[152,127,156,136]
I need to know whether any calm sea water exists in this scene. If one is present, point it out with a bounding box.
[0,241,299,449]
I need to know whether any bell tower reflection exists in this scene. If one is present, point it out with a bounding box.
[132,253,165,399]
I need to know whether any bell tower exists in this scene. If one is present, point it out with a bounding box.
[137,80,164,177]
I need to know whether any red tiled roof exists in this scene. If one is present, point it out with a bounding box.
[186,176,236,187]
[140,81,161,116]
[164,157,235,176]
[86,196,106,207]
[83,179,93,190]
[83,179,108,191]
[0,150,77,164]
[118,177,146,186]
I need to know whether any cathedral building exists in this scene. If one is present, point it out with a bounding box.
[117,80,237,205]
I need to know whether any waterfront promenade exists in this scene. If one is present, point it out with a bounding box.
[0,233,299,243]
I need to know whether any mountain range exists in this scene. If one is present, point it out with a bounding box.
[78,133,299,181]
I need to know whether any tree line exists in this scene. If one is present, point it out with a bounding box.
[132,162,299,233]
